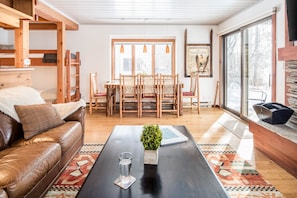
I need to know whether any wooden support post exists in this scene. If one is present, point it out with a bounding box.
[75,52,81,100]
[65,50,71,102]
[213,81,220,108]
[14,20,29,68]
[56,22,65,103]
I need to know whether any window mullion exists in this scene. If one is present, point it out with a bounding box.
[152,45,155,74]
[132,45,135,75]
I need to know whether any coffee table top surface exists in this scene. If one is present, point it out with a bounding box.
[77,125,229,198]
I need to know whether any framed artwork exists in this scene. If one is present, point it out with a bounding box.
[185,44,212,77]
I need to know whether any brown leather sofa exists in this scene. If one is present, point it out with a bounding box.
[0,106,85,198]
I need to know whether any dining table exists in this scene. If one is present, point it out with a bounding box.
[104,80,184,117]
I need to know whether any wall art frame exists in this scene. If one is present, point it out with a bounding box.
[185,44,212,77]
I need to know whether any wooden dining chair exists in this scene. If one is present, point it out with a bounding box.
[119,74,140,118]
[159,74,179,118]
[182,72,200,114]
[89,72,106,114]
[139,74,159,117]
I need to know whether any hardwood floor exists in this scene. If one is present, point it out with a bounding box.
[84,108,297,198]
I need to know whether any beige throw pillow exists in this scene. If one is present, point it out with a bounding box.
[14,103,65,139]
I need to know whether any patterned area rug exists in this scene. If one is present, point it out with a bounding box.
[44,144,104,198]
[200,144,284,198]
[44,143,284,198]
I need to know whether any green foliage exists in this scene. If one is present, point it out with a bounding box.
[140,124,163,150]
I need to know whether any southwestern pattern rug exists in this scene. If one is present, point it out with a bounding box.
[44,143,284,198]
[199,144,283,198]
[44,144,104,198]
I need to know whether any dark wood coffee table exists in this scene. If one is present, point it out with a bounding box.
[76,125,229,198]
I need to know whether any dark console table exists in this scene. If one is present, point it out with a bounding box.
[77,125,229,198]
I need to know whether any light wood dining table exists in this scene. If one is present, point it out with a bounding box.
[104,80,184,117]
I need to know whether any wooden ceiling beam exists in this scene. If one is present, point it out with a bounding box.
[0,10,19,27]
[35,15,48,22]
[29,23,57,30]
[35,1,78,30]
[0,3,33,28]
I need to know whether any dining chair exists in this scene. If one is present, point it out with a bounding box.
[159,74,179,118]
[182,72,200,114]
[89,72,107,114]
[139,74,159,117]
[119,74,140,118]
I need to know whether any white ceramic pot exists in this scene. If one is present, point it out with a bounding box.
[144,149,159,165]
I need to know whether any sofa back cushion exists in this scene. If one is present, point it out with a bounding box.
[0,112,23,150]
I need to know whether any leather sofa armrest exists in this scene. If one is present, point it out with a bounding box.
[64,107,86,133]
[0,112,23,150]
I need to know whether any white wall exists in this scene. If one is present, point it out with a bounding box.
[218,0,286,103]
[0,28,9,44]
[0,28,14,45]
[28,24,218,103]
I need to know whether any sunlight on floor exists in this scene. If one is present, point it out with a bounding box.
[199,112,256,162]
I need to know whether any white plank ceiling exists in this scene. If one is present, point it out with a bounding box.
[41,0,261,25]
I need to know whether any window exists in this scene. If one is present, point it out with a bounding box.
[135,44,152,74]
[112,39,175,79]
[223,18,273,118]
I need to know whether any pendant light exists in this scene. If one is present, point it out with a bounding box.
[120,44,124,53]
[143,44,147,53]
[120,18,125,54]
[165,19,170,54]
[143,18,148,53]
[165,44,170,54]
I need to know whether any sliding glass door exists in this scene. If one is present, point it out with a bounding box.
[224,18,272,118]
[225,32,241,114]
[243,20,272,117]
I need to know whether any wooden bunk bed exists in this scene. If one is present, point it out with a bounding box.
[64,50,81,102]
[0,49,81,103]
[0,0,80,104]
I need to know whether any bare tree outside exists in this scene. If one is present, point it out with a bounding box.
[245,20,272,116]
[225,32,241,112]
[224,19,272,117]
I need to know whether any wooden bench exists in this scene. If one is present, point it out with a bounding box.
[249,119,297,178]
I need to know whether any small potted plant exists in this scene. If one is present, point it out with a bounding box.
[140,124,163,165]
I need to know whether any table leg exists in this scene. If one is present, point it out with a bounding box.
[106,87,115,117]
[179,85,183,116]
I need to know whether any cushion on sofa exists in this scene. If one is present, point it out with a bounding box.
[0,142,61,197]
[14,103,65,139]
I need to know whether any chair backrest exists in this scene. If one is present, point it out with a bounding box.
[90,72,98,96]
[160,74,179,98]
[120,74,138,98]
[140,74,158,97]
[189,72,199,94]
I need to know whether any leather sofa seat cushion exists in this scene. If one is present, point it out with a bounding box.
[13,121,82,154]
[0,142,61,198]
